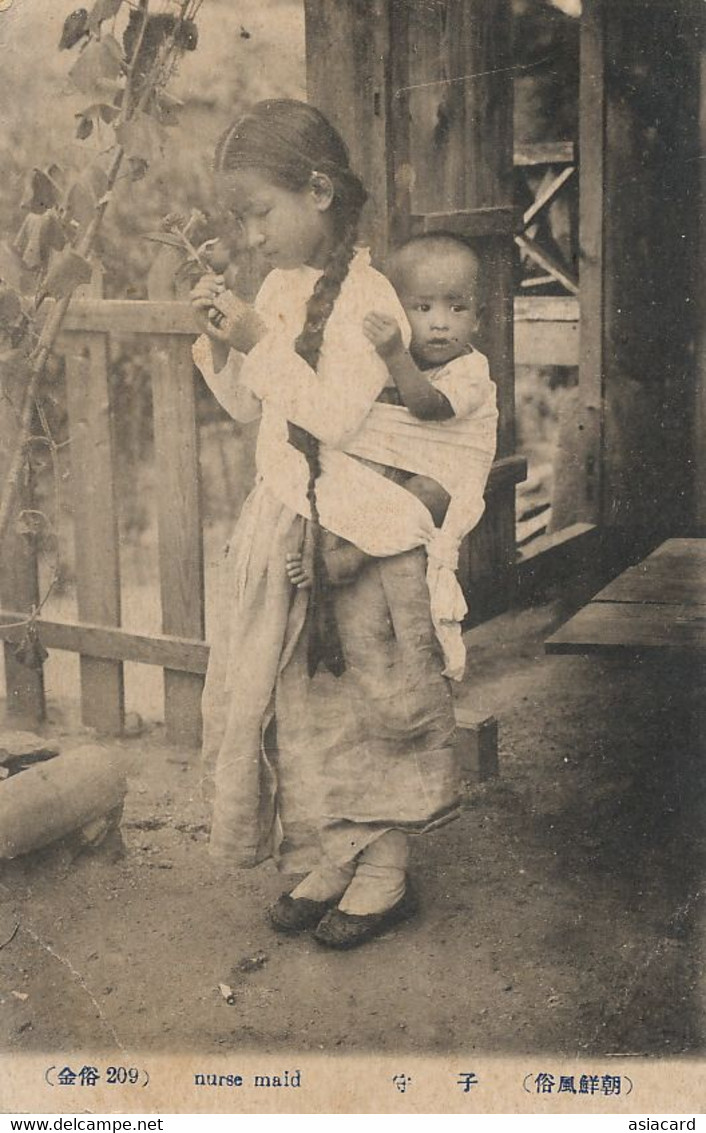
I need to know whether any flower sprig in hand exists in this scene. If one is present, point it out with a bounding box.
[190,272,266,368]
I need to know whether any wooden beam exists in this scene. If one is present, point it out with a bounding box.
[410,207,517,239]
[59,299,201,337]
[0,614,208,674]
[515,296,579,323]
[514,141,576,167]
[521,165,575,230]
[486,454,527,491]
[515,233,579,294]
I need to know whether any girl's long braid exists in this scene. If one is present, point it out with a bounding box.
[289,214,360,678]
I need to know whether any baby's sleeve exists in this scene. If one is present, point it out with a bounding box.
[432,351,493,419]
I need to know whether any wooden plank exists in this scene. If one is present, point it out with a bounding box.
[595,539,706,606]
[411,207,517,239]
[575,0,606,531]
[514,318,579,368]
[64,329,124,734]
[0,614,208,674]
[515,233,579,294]
[388,0,413,249]
[521,165,575,230]
[60,299,201,337]
[514,141,576,167]
[0,463,45,728]
[454,709,499,781]
[514,296,579,323]
[150,334,204,747]
[546,600,706,655]
[0,343,45,725]
[486,454,527,491]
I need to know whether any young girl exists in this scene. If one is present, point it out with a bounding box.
[191,99,463,950]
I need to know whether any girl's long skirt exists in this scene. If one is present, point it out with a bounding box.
[201,480,460,872]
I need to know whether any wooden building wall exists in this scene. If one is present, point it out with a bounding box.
[592,0,701,538]
[304,0,520,616]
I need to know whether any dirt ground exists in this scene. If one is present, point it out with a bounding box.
[0,586,704,1058]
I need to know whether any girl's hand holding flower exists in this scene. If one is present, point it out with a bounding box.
[190,273,266,355]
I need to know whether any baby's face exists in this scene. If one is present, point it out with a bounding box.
[397,247,480,368]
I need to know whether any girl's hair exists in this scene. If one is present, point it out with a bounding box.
[216,99,368,677]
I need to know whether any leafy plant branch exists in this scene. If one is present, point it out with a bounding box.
[0,0,203,659]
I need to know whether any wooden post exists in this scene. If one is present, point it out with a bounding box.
[63,275,125,734]
[599,1,699,537]
[305,0,394,256]
[696,32,706,534]
[0,453,45,728]
[575,0,606,526]
[148,252,205,749]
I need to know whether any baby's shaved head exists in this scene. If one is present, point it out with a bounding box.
[388,232,481,295]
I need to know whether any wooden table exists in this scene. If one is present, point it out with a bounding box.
[546,538,706,655]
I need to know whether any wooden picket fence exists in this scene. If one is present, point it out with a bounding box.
[0,274,525,748]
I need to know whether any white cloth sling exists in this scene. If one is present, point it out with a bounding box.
[193,248,498,680]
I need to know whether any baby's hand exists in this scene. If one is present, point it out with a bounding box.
[363,312,404,360]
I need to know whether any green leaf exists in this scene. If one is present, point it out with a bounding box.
[144,231,187,249]
[68,38,123,96]
[13,214,47,270]
[0,286,22,331]
[87,0,123,36]
[76,114,94,140]
[127,157,149,182]
[40,249,93,301]
[63,165,109,228]
[0,347,31,386]
[0,243,39,296]
[152,90,183,128]
[128,157,149,182]
[116,112,165,161]
[99,103,120,123]
[64,181,95,227]
[75,102,120,141]
[13,212,66,272]
[21,168,62,214]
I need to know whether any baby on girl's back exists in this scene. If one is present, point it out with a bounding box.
[286,231,495,590]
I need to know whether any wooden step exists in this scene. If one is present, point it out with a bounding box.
[454,707,499,782]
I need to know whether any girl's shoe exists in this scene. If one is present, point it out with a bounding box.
[267,892,338,933]
[312,881,417,949]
